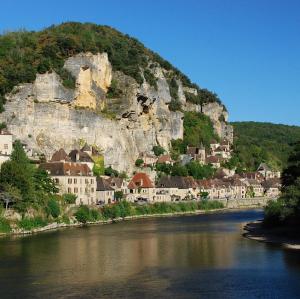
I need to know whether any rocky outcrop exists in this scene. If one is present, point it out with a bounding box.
[1,52,231,173]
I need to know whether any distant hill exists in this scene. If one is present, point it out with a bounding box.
[231,122,300,171]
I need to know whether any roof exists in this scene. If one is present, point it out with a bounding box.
[262,178,281,189]
[106,177,124,188]
[157,155,173,164]
[206,156,222,164]
[40,162,93,176]
[156,176,197,189]
[68,149,94,163]
[81,143,91,152]
[0,129,12,135]
[128,173,154,189]
[257,163,272,172]
[50,148,70,162]
[96,177,114,191]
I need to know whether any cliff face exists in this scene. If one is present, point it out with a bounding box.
[1,52,232,173]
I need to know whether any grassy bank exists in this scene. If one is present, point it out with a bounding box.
[0,200,224,234]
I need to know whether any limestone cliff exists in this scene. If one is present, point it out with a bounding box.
[1,52,232,173]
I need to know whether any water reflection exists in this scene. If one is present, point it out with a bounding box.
[0,210,300,299]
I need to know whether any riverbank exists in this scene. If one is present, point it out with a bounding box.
[244,221,300,250]
[0,202,264,237]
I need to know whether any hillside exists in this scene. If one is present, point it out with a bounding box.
[231,122,300,171]
[0,22,221,112]
[0,22,232,173]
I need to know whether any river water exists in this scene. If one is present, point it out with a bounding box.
[0,209,300,298]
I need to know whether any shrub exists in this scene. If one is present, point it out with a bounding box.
[135,158,144,167]
[46,198,60,218]
[153,145,165,157]
[168,99,182,112]
[115,191,124,201]
[144,69,157,89]
[0,217,11,233]
[74,205,90,224]
[62,193,77,204]
[18,217,48,231]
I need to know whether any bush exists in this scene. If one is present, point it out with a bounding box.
[74,205,102,223]
[263,199,285,226]
[46,198,60,218]
[135,158,144,167]
[0,217,11,233]
[168,99,182,112]
[18,217,48,231]
[63,193,77,204]
[153,145,165,157]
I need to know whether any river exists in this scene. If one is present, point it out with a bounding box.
[0,209,300,298]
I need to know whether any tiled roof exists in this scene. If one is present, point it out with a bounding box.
[206,156,221,164]
[40,162,93,176]
[50,148,70,162]
[128,173,154,189]
[96,177,114,191]
[68,149,94,163]
[106,177,124,188]
[262,178,281,189]
[156,176,197,189]
[81,143,91,152]
[157,155,173,164]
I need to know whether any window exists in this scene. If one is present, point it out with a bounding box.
[91,188,94,193]
[4,144,8,149]
[55,178,59,184]
[90,179,93,184]
[68,178,72,184]
[85,179,89,184]
[74,187,78,193]
[74,178,77,184]
[67,188,72,193]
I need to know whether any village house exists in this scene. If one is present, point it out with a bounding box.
[106,177,129,196]
[68,149,94,170]
[0,129,13,167]
[127,172,156,202]
[209,139,220,151]
[257,163,281,179]
[157,154,174,165]
[96,177,115,204]
[138,152,157,167]
[206,155,222,168]
[186,145,206,164]
[240,172,265,182]
[40,161,97,205]
[262,178,281,198]
[243,179,264,197]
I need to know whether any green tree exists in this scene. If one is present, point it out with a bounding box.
[171,163,188,177]
[114,191,124,201]
[34,168,59,194]
[153,145,165,157]
[135,159,144,167]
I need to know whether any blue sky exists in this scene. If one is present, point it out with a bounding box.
[1,0,300,125]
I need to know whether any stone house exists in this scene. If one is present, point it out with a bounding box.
[0,130,12,167]
[68,149,94,170]
[206,155,222,168]
[243,179,264,197]
[96,177,115,204]
[106,177,129,196]
[40,162,97,205]
[157,154,174,165]
[138,152,157,167]
[209,139,220,151]
[186,145,206,164]
[257,163,281,179]
[127,172,156,202]
[262,178,281,198]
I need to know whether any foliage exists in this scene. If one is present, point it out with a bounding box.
[264,141,300,226]
[135,159,144,167]
[0,183,22,208]
[104,166,119,177]
[92,155,105,176]
[232,122,300,171]
[34,168,59,194]
[62,193,77,204]
[0,141,35,202]
[46,197,61,218]
[171,163,188,177]
[114,191,124,201]
[106,79,123,98]
[152,145,165,157]
[18,217,48,231]
[183,111,219,148]
[75,205,102,223]
[184,89,221,106]
[143,69,157,89]
[168,99,182,112]
[0,217,11,233]
[0,22,221,112]
[156,163,173,175]
[185,162,215,179]
[168,77,179,100]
